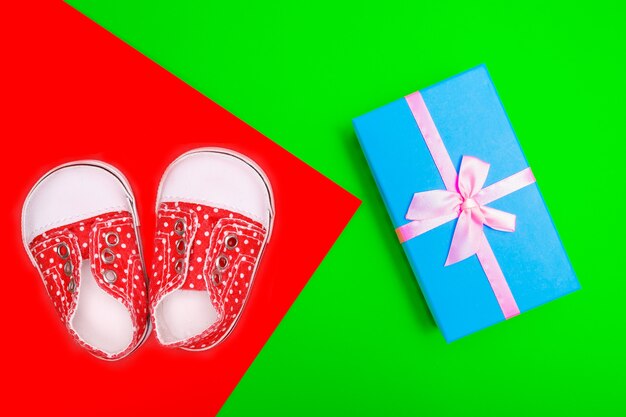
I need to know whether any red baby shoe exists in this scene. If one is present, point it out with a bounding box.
[22,162,149,360]
[150,148,274,350]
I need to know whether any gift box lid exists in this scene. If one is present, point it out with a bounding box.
[353,65,579,342]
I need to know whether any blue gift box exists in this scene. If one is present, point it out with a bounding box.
[353,65,579,342]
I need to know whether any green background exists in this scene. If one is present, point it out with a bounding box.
[65,1,625,415]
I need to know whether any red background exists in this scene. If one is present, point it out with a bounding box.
[1,1,359,414]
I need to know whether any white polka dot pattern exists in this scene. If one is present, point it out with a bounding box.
[29,211,149,360]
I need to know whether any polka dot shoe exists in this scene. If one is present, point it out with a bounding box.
[22,162,149,360]
[150,148,274,350]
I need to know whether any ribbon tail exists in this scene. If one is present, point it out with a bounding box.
[445,211,483,266]
[481,206,516,232]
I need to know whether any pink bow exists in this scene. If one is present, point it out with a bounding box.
[405,156,517,265]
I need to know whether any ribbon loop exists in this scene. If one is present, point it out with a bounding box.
[481,206,516,232]
[445,209,484,265]
[457,156,490,198]
[406,190,461,221]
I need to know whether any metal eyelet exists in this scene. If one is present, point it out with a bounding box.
[63,261,73,277]
[175,238,187,255]
[174,258,185,274]
[224,234,238,250]
[104,232,120,247]
[216,255,229,271]
[103,269,117,284]
[56,242,70,259]
[211,270,222,286]
[174,218,186,236]
[67,279,76,293]
[101,248,115,264]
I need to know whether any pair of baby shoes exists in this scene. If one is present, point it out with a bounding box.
[22,148,274,360]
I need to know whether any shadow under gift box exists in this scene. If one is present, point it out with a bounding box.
[353,65,579,342]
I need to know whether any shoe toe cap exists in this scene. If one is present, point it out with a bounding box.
[158,150,273,228]
[23,164,132,243]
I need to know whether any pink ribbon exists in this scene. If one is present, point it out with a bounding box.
[396,91,537,319]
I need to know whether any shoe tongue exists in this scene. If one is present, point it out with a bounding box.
[68,260,135,358]
[76,260,124,306]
